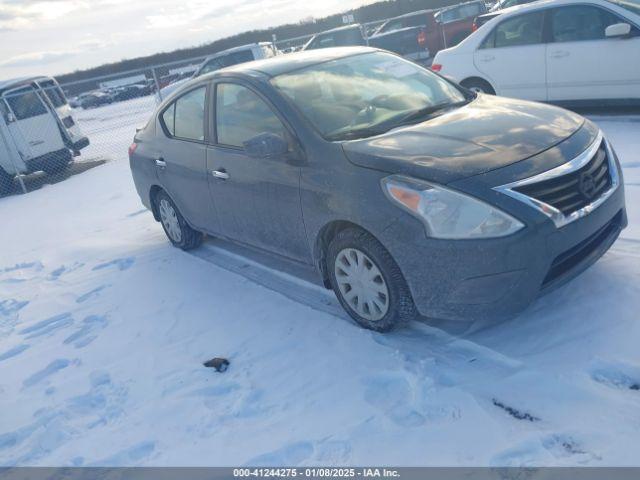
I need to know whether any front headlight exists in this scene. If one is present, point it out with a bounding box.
[382,175,524,239]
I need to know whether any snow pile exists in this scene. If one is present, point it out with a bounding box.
[0,103,639,466]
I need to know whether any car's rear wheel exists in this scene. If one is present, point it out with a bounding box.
[0,167,14,196]
[461,78,495,95]
[327,228,417,332]
[155,190,202,250]
[42,151,72,175]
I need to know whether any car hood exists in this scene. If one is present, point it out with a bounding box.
[342,95,585,184]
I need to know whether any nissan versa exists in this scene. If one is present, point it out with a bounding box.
[129,47,627,332]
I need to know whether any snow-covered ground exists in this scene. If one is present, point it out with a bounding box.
[1,98,640,467]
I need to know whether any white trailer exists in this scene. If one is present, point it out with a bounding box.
[0,76,89,195]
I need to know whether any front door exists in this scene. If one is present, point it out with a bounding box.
[155,85,220,233]
[2,85,66,160]
[546,5,640,101]
[474,10,547,100]
[206,82,310,262]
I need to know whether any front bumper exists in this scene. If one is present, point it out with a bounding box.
[379,152,627,323]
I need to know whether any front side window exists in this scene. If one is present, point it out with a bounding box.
[160,87,206,141]
[4,87,48,120]
[491,11,545,48]
[216,83,287,148]
[271,51,467,141]
[39,80,67,108]
[551,6,624,42]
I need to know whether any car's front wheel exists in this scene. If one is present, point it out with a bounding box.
[155,190,203,250]
[327,228,417,332]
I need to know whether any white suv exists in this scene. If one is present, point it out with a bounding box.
[159,43,278,101]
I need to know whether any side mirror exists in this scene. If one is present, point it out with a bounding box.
[605,23,631,38]
[6,112,16,123]
[243,132,289,159]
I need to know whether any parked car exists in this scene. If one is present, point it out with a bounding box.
[159,43,279,100]
[129,47,626,331]
[305,1,486,63]
[111,84,148,102]
[432,0,640,104]
[80,91,113,109]
[0,76,90,194]
[303,25,369,50]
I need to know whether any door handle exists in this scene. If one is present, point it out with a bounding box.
[211,169,229,180]
[480,54,495,62]
[155,158,166,168]
[550,51,570,59]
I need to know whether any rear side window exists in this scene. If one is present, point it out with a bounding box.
[491,11,545,48]
[216,83,287,148]
[160,87,206,141]
[4,88,48,120]
[551,6,624,42]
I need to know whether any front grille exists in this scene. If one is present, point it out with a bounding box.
[513,140,611,216]
[62,116,75,128]
[542,210,622,287]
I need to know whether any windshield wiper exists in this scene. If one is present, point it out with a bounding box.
[326,126,391,141]
[393,98,471,126]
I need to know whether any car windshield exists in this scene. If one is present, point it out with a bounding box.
[605,0,640,14]
[271,52,469,141]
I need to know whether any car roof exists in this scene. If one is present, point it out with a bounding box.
[207,46,378,78]
[490,0,620,17]
[314,24,363,35]
[0,76,53,95]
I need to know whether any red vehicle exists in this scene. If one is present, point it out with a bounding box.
[369,1,487,63]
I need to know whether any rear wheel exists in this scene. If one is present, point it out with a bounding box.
[42,151,72,175]
[0,167,14,196]
[461,78,495,95]
[154,190,202,250]
[327,228,417,332]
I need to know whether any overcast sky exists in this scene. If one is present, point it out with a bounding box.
[0,0,375,79]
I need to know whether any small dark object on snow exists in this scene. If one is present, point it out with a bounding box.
[204,357,229,372]
[630,383,640,391]
[492,399,540,422]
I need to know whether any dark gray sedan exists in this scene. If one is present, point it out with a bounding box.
[129,47,626,331]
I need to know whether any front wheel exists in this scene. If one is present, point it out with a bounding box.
[154,190,202,250]
[327,228,417,332]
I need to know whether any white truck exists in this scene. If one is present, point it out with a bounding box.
[0,76,90,195]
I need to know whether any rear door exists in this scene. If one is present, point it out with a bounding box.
[1,85,66,160]
[155,85,221,233]
[473,10,547,100]
[36,79,87,148]
[546,4,640,101]
[206,81,309,262]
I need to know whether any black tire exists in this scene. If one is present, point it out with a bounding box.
[327,227,417,332]
[154,190,202,250]
[460,78,495,95]
[0,167,14,196]
[43,151,72,176]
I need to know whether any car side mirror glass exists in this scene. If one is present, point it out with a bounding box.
[243,132,289,159]
[605,23,631,38]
